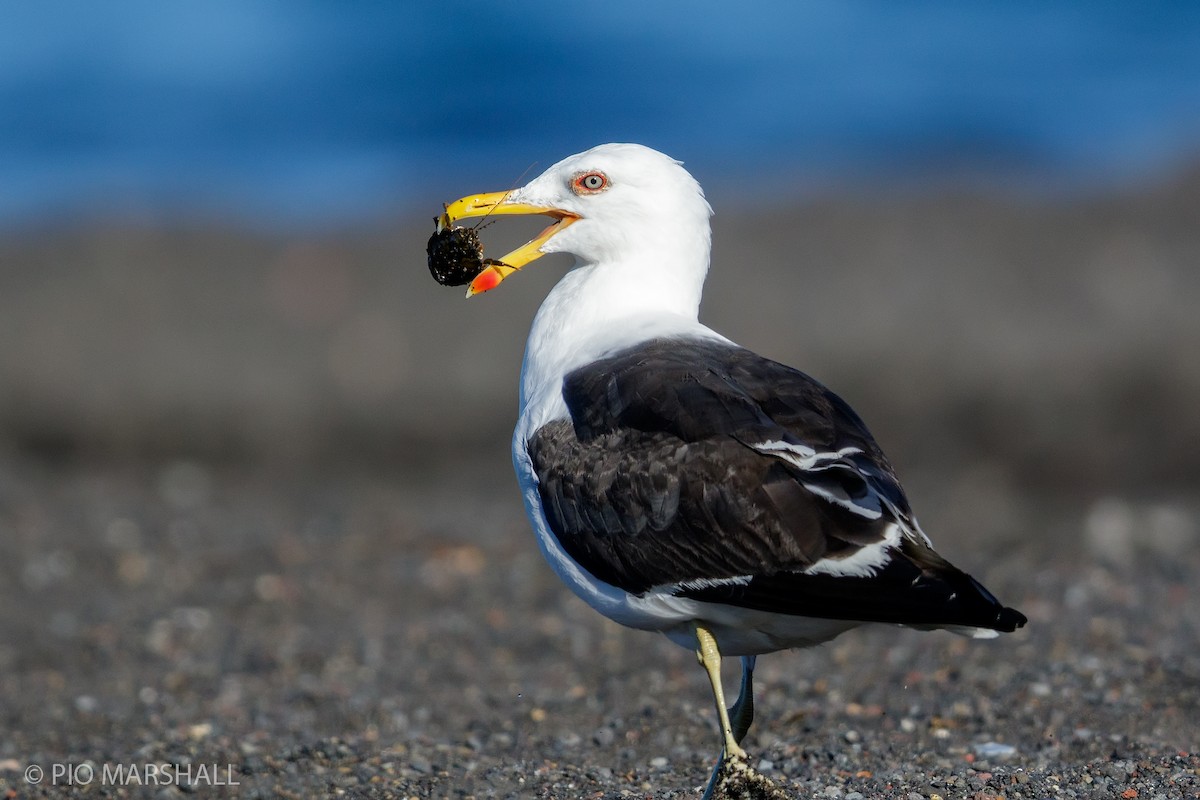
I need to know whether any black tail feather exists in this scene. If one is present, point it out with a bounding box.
[676,539,1027,633]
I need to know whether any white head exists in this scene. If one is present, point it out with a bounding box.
[509,143,713,266]
[439,143,714,302]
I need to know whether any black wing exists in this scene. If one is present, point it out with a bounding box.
[527,337,1025,633]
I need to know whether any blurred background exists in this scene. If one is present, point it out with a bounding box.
[2,4,1199,794]
[3,2,1200,476]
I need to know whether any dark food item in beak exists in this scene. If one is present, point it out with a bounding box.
[427,222,512,288]
[426,224,486,287]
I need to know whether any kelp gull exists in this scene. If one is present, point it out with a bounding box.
[436,143,1026,797]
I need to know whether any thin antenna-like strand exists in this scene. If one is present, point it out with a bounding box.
[470,161,539,231]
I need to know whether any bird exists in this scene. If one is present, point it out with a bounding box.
[435,143,1027,798]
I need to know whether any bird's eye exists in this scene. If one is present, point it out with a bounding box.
[573,171,609,194]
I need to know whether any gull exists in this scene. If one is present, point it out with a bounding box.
[436,143,1026,797]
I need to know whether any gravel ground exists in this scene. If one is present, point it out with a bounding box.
[2,172,1199,798]
[1,447,1196,799]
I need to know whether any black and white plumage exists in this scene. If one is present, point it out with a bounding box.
[530,336,1023,641]
[438,142,1026,794]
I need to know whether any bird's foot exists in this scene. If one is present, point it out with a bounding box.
[705,750,791,800]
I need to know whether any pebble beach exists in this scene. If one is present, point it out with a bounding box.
[2,169,1198,798]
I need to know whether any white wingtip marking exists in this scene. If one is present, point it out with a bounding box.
[937,625,1001,639]
[803,523,901,578]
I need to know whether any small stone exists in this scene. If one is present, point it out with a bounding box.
[649,756,668,769]
[973,741,1017,760]
[188,722,213,739]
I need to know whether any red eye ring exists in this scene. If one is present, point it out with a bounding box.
[573,171,609,194]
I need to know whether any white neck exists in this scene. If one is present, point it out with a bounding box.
[517,229,723,427]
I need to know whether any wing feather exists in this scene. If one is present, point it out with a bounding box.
[526,337,1025,632]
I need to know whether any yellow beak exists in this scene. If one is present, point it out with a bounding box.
[439,191,579,297]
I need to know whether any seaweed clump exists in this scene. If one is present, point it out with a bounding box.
[427,224,488,287]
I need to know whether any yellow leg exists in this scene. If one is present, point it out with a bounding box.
[694,623,747,761]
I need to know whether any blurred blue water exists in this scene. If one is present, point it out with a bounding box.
[3,1,1199,227]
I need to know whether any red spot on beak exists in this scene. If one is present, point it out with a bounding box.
[469,266,503,295]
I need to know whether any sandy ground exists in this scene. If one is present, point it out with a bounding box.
[1,170,1199,798]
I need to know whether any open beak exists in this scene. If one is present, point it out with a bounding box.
[438,191,579,297]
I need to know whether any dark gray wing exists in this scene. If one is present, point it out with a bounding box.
[527,337,1025,632]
